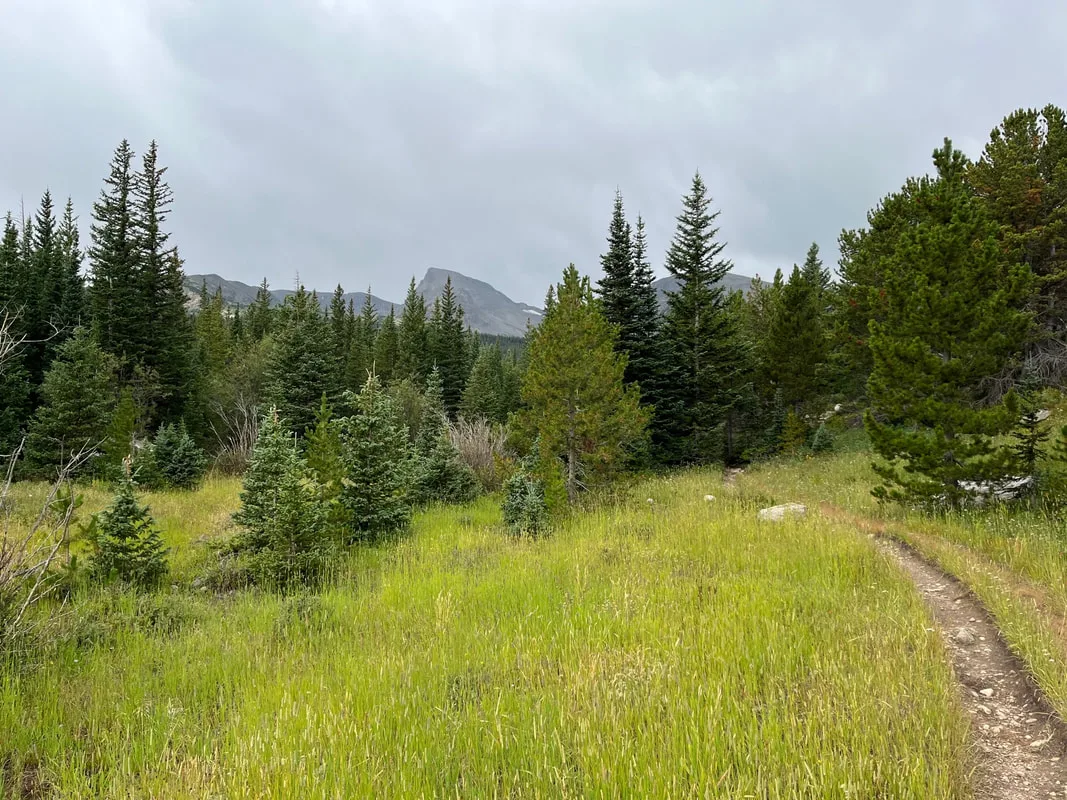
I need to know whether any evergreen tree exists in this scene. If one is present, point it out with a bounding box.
[247,278,274,341]
[416,366,447,454]
[151,421,207,489]
[89,140,141,364]
[305,394,346,523]
[0,350,30,457]
[0,214,18,309]
[100,387,138,477]
[55,198,86,336]
[595,190,635,337]
[90,471,168,589]
[517,265,648,504]
[866,141,1033,507]
[764,265,827,411]
[345,292,378,391]
[337,374,413,541]
[265,286,336,436]
[969,105,1067,382]
[800,242,831,298]
[233,408,330,586]
[660,172,745,462]
[428,277,467,417]
[396,278,429,383]
[25,327,117,476]
[234,409,299,551]
[374,306,398,384]
[328,284,349,387]
[461,344,504,422]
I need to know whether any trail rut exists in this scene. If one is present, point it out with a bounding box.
[876,536,1067,798]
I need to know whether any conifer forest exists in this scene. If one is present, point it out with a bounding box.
[5,91,1067,796]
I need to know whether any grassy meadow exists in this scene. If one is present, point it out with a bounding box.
[0,471,972,798]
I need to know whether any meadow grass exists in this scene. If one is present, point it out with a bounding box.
[0,471,970,798]
[736,433,1067,722]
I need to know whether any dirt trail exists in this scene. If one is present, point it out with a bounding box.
[876,537,1067,798]
[725,470,1067,796]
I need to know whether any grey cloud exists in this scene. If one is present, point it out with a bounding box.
[2,0,1065,305]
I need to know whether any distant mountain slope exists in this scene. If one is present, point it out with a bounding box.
[651,271,754,310]
[416,268,543,338]
[183,274,395,318]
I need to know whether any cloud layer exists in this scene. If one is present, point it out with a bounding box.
[2,0,1064,304]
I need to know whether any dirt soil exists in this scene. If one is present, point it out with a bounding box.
[877,536,1067,798]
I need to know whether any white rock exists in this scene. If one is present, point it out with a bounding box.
[646,498,655,505]
[833,404,843,413]
[757,503,807,522]
[952,627,978,646]
[979,688,995,698]
[704,495,716,502]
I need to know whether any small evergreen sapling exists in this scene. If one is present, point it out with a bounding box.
[337,374,413,542]
[90,465,168,588]
[413,367,480,504]
[151,421,207,489]
[502,466,549,537]
[810,422,835,454]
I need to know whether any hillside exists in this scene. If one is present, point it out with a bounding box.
[182,274,396,318]
[651,271,754,310]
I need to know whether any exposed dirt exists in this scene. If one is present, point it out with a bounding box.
[876,536,1067,798]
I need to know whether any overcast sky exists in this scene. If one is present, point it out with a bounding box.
[1,1,1064,305]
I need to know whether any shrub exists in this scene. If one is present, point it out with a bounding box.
[151,421,208,489]
[89,474,168,589]
[450,417,510,490]
[502,469,549,537]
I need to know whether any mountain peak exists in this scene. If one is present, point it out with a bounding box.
[416,268,542,337]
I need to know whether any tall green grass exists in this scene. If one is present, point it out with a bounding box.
[1,473,968,797]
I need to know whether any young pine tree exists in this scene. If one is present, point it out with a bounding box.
[517,265,648,504]
[26,328,118,476]
[866,141,1033,507]
[337,374,413,541]
[428,277,468,417]
[414,367,479,504]
[90,469,168,589]
[764,265,827,412]
[151,421,207,489]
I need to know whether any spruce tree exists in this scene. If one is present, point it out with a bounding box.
[660,173,746,462]
[234,409,299,550]
[55,198,86,336]
[337,374,413,541]
[800,242,831,298]
[25,327,117,476]
[866,141,1033,507]
[595,190,635,337]
[764,265,827,411]
[396,278,429,383]
[374,306,398,384]
[461,344,504,422]
[90,471,168,589]
[517,265,648,504]
[89,140,141,364]
[265,286,336,436]
[428,277,467,417]
[328,284,349,388]
[305,394,346,527]
[0,214,18,309]
[345,292,378,391]
[151,421,207,489]
[247,278,274,341]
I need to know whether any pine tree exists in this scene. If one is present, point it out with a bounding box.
[25,327,117,476]
[866,141,1033,507]
[396,278,429,383]
[328,284,349,387]
[337,374,413,541]
[374,306,398,384]
[427,278,468,417]
[660,173,745,462]
[969,105,1067,382]
[0,214,18,309]
[89,140,141,365]
[305,394,345,503]
[764,265,826,411]
[416,367,447,454]
[517,265,648,504]
[265,286,336,436]
[90,471,168,589]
